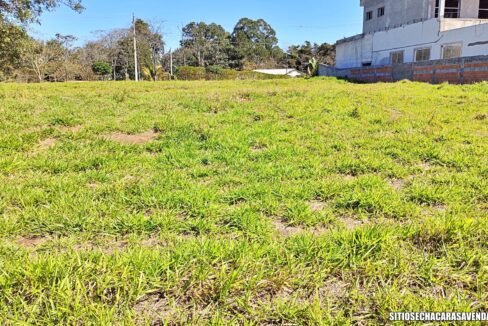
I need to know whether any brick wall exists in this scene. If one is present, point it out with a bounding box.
[319,55,488,84]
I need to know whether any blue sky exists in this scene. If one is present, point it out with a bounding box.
[29,0,363,49]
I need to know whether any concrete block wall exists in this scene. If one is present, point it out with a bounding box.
[319,55,488,84]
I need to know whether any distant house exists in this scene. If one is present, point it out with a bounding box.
[319,0,488,83]
[253,69,303,77]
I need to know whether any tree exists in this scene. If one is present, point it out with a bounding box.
[22,39,51,82]
[114,19,164,81]
[54,34,77,81]
[0,0,84,80]
[315,42,335,66]
[231,18,283,69]
[180,22,231,67]
[0,16,28,78]
[79,29,131,80]
[91,61,112,78]
[286,41,335,73]
[21,35,86,82]
[0,0,83,23]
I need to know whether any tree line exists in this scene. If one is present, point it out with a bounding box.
[0,0,335,82]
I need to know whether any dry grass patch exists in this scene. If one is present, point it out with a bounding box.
[418,162,433,171]
[107,130,159,145]
[272,219,329,237]
[16,236,49,248]
[389,179,406,191]
[341,216,366,230]
[251,145,267,153]
[59,125,82,133]
[35,138,57,151]
[389,108,403,120]
[342,174,356,181]
[272,219,305,237]
[308,199,327,212]
[134,294,175,325]
[317,279,349,301]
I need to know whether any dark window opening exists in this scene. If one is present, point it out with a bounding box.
[362,62,372,67]
[442,43,462,59]
[415,48,431,62]
[378,7,385,17]
[435,0,461,18]
[480,0,488,18]
[366,11,373,21]
[390,51,404,64]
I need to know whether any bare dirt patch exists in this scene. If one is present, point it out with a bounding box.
[107,130,158,145]
[87,183,99,189]
[134,293,174,324]
[317,279,348,300]
[273,219,329,237]
[272,220,304,237]
[419,162,433,171]
[308,200,327,212]
[389,179,406,191]
[390,108,403,120]
[59,125,82,133]
[422,204,448,216]
[72,237,162,254]
[237,96,251,103]
[24,126,44,134]
[16,236,49,248]
[36,138,57,150]
[251,145,266,153]
[342,174,356,181]
[341,216,365,230]
[140,237,161,247]
[73,240,129,254]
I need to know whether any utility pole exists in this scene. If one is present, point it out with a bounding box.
[133,13,139,82]
[170,49,173,79]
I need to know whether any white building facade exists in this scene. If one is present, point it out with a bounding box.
[336,0,488,69]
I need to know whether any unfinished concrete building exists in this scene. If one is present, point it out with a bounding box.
[320,0,488,83]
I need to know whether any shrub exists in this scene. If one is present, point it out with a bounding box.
[206,65,224,75]
[91,61,112,77]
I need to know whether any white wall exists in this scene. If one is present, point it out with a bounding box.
[336,35,373,68]
[441,18,488,31]
[362,0,432,34]
[336,19,488,68]
[361,0,483,34]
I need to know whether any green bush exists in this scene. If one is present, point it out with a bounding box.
[91,61,112,76]
[206,65,224,75]
[176,66,207,80]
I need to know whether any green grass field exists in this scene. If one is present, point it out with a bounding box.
[0,79,487,324]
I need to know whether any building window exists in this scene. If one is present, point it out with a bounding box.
[390,51,404,64]
[362,62,372,67]
[366,11,373,21]
[445,0,460,18]
[414,48,431,62]
[442,43,462,59]
[480,0,488,19]
[435,0,461,18]
[378,7,385,17]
